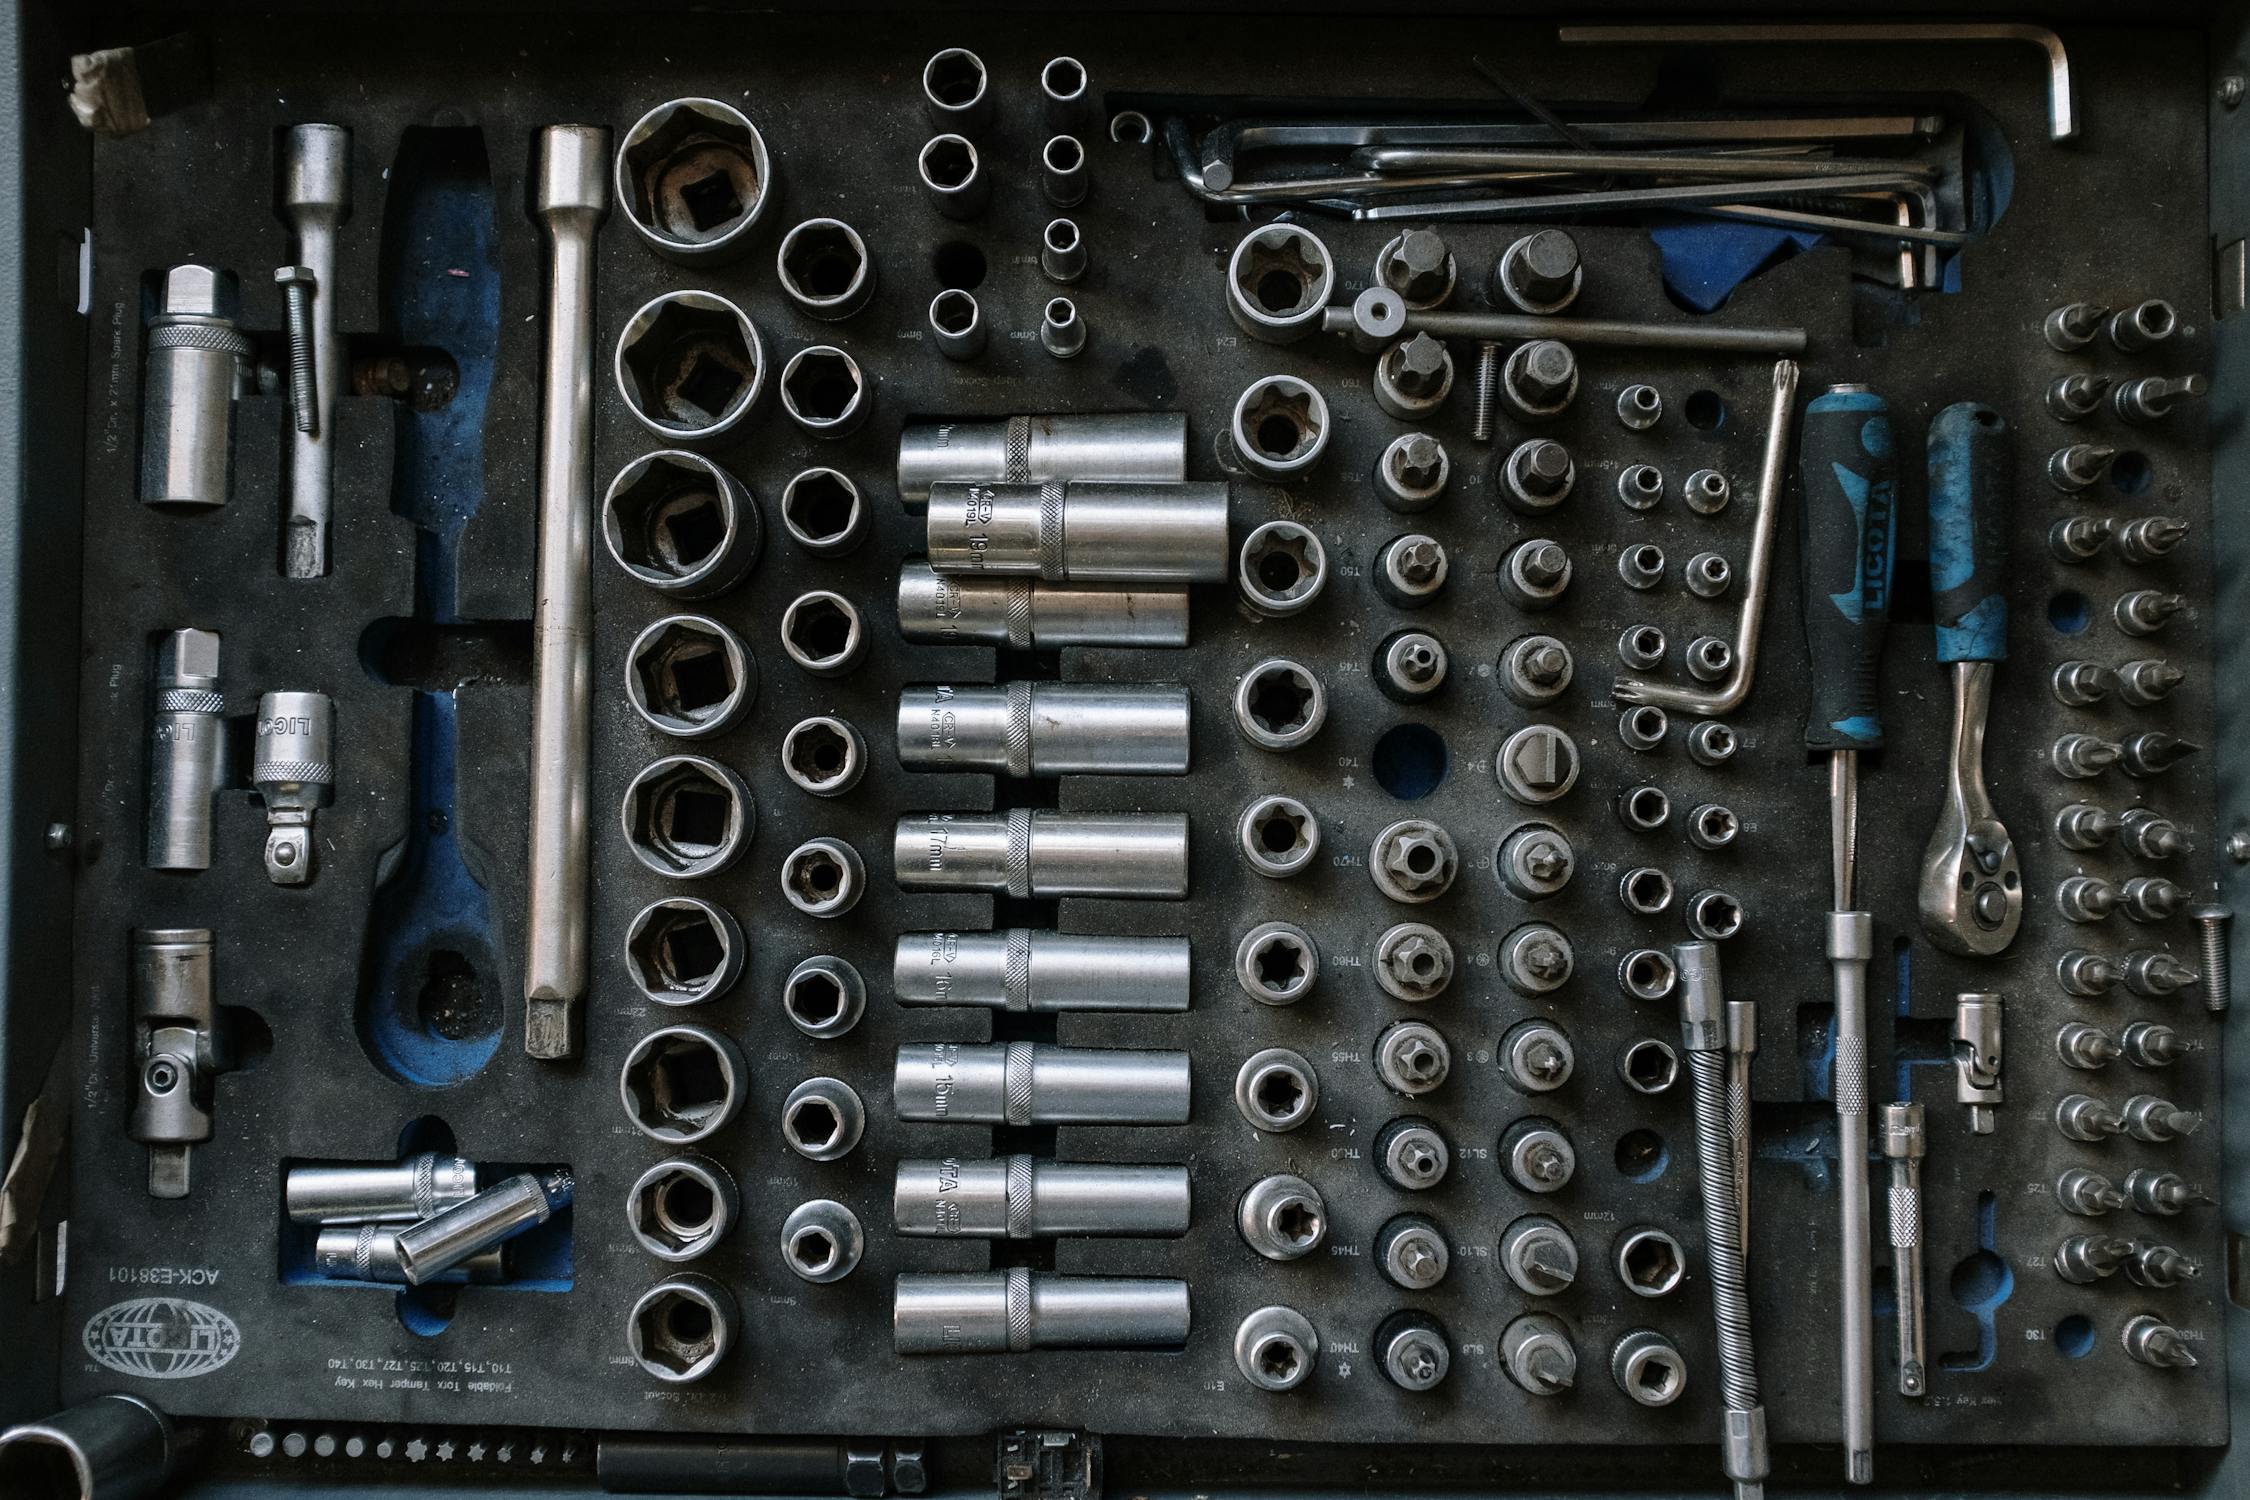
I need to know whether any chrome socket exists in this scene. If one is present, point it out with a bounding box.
[1373,922,1456,1001]
[144,629,224,871]
[892,809,1190,899]
[898,411,1187,504]
[1234,658,1328,750]
[1375,1019,1452,1095]
[1375,1117,1452,1191]
[779,467,868,556]
[780,1199,865,1283]
[620,1025,746,1144]
[927,289,986,360]
[1231,374,1331,479]
[1683,467,1731,514]
[897,560,1189,649]
[628,1273,737,1382]
[1618,541,1667,590]
[1239,795,1321,878]
[1499,634,1574,706]
[780,590,867,677]
[1040,218,1087,283]
[1685,551,1733,598]
[1374,533,1449,608]
[141,265,250,510]
[1686,720,1738,766]
[1618,704,1670,752]
[1376,432,1450,512]
[921,48,993,135]
[780,836,865,920]
[779,345,871,440]
[1236,920,1319,1005]
[1617,1038,1681,1094]
[285,1153,476,1225]
[1040,134,1088,207]
[1617,383,1663,430]
[621,754,754,878]
[782,955,867,1038]
[1238,1173,1328,1261]
[1617,783,1672,833]
[894,1157,1190,1239]
[1613,1330,1688,1406]
[895,1270,1189,1354]
[1374,332,1455,421]
[1617,624,1668,672]
[1238,520,1329,617]
[1370,818,1459,902]
[624,896,745,1006]
[1615,1226,1687,1297]
[775,218,875,321]
[1040,57,1090,129]
[625,615,756,737]
[615,99,773,266]
[1618,948,1678,1002]
[614,290,764,442]
[1235,1307,1319,1392]
[314,1225,503,1285]
[603,450,762,598]
[1040,296,1087,359]
[1377,1214,1451,1290]
[252,689,333,885]
[780,1076,866,1161]
[1225,224,1335,343]
[894,1041,1191,1125]
[926,478,1230,582]
[780,715,867,798]
[896,681,1190,777]
[1499,538,1573,610]
[1620,867,1675,916]
[917,134,988,219]
[1377,227,1456,309]
[394,1169,573,1287]
[627,1156,739,1262]
[1617,462,1665,511]
[1235,1047,1319,1132]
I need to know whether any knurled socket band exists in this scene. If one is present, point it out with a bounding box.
[1003,1041,1037,1125]
[1003,928,1033,1011]
[1005,1154,1037,1238]
[156,689,226,714]
[1037,482,1067,579]
[1834,1035,1866,1113]
[1005,682,1035,777]
[257,760,333,784]
[1003,415,1033,482]
[1004,807,1034,897]
[411,1153,441,1216]
[1005,1265,1035,1349]
[1003,583,1035,648]
[147,322,255,357]
[350,1222,380,1281]
[1888,1182,1918,1247]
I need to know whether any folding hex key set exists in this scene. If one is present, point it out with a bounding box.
[9,12,2238,1498]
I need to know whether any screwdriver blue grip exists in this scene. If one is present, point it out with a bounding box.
[1926,402,2012,664]
[1798,386,1897,752]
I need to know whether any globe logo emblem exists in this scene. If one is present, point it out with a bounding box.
[83,1297,242,1379]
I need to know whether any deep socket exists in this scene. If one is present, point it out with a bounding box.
[892,930,1191,1013]
[894,1157,1190,1238]
[285,1154,477,1224]
[140,266,249,510]
[925,479,1229,582]
[144,629,225,871]
[896,682,1190,776]
[893,810,1189,898]
[893,1041,1191,1124]
[897,412,1187,505]
[393,1168,574,1286]
[897,560,1189,649]
[894,1270,1189,1353]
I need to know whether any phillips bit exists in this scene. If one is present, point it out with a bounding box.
[2125,1168,2214,1215]
[2120,1021,2188,1068]
[2056,876,2117,924]
[2047,515,2112,563]
[2051,1234,2133,1283]
[2119,809,2193,859]
[2122,1093,2201,1141]
[2050,661,2115,707]
[1919,404,2020,956]
[2054,802,2119,850]
[2112,373,2208,424]
[2055,1092,2126,1141]
[2051,732,2122,778]
[2119,731,2200,776]
[2055,1167,2127,1216]
[2114,516,2191,563]
[2115,590,2186,637]
[2122,1315,2199,1368]
[2125,1242,2203,1288]
[1878,1104,1927,1398]
[2123,950,2201,998]
[2047,442,2118,492]
[2043,301,2109,351]
[2115,658,2185,706]
[2054,1021,2121,1070]
[2120,876,2189,922]
[2045,371,2111,422]
[2057,949,2120,996]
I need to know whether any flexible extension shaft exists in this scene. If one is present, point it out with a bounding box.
[1678,942,1769,1500]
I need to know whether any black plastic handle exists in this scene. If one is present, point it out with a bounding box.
[1798,384,1899,752]
[1927,402,2012,664]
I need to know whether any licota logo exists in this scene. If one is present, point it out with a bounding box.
[82,1297,242,1379]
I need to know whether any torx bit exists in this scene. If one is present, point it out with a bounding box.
[2055,1166,2126,1216]
[2121,876,2189,922]
[2125,1241,2202,1288]
[2054,802,2119,850]
[2054,1021,2121,1069]
[2057,949,2120,997]
[2121,1093,2202,1141]
[2115,658,2185,706]
[2056,876,2117,923]
[2047,442,2118,492]
[2114,590,2186,637]
[2119,730,2200,776]
[2120,1021,2188,1068]
[2123,950,2200,998]
[2051,1233,2132,1283]
[2055,1092,2126,1141]
[2125,1168,2214,1215]
[2051,733,2122,778]
[1878,1104,1927,1397]
[2045,371,2111,421]
[2047,515,2111,563]
[2051,660,2115,706]
[2121,1315,2198,1368]
[2043,301,2109,351]
[2114,516,2191,563]
[2113,373,2208,424]
[2119,808,2193,859]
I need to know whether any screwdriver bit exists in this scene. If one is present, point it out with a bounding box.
[2045,371,2111,421]
[2112,373,2207,424]
[2053,802,2119,850]
[2050,733,2122,778]
[2047,515,2111,563]
[2057,950,2119,997]
[2055,1021,2120,1070]
[2047,442,2117,492]
[2114,516,2190,563]
[2120,1021,2188,1067]
[2115,658,2185,706]
[2120,876,2188,922]
[2119,730,2199,776]
[2055,1092,2127,1140]
[2050,661,2115,706]
[2114,590,2185,637]
[2056,1167,2126,1215]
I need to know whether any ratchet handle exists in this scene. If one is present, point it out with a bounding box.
[1798,384,1898,752]
[1927,402,2012,664]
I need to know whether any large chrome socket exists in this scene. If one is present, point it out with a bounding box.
[893,1041,1191,1125]
[895,682,1190,776]
[924,479,1230,583]
[893,810,1189,898]
[894,1157,1191,1237]
[614,290,765,442]
[892,929,1192,1013]
[894,1270,1190,1353]
[285,1153,477,1225]
[140,265,250,510]
[897,412,1186,505]
[602,450,762,599]
[615,99,773,266]
[896,561,1189,649]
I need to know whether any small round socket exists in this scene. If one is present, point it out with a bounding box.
[1688,803,1740,851]
[1370,819,1458,903]
[782,955,867,1040]
[1238,520,1328,617]
[622,755,754,878]
[1619,866,1675,916]
[779,468,867,556]
[1617,383,1663,430]
[1618,705,1670,753]
[620,1024,747,1144]
[1617,783,1672,833]
[927,288,986,360]
[1236,921,1319,1006]
[1617,463,1664,511]
[1617,948,1678,1003]
[921,48,992,136]
[1375,1117,1452,1191]
[1686,889,1745,941]
[775,218,874,321]
[1684,468,1731,515]
[1234,658,1327,750]
[1615,1226,1686,1298]
[1238,794,1320,878]
[780,836,865,920]
[1618,624,1668,672]
[1231,375,1330,481]
[626,614,756,738]
[1235,1047,1319,1132]
[1040,218,1087,284]
[615,290,764,441]
[1238,1174,1328,1261]
[778,345,870,439]
[1235,1306,1319,1392]
[1617,1038,1681,1094]
[624,896,746,1006]
[603,450,761,599]
[1226,224,1335,343]
[781,1077,865,1162]
[781,716,867,798]
[780,590,866,677]
[779,1199,865,1284]
[1040,297,1087,359]
[627,1156,739,1262]
[1373,922,1455,1002]
[1686,720,1738,767]
[627,1273,737,1383]
[917,134,988,220]
[616,99,773,266]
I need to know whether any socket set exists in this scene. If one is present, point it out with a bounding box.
[18,10,2238,1496]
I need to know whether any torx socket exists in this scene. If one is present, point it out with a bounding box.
[895,682,1190,776]
[897,412,1187,505]
[314,1224,505,1285]
[924,479,1229,582]
[393,1168,574,1286]
[893,1041,1191,1125]
[897,560,1189,649]
[140,265,249,509]
[894,1269,1190,1354]
[893,810,1189,899]
[145,628,225,871]
[892,930,1191,1013]
[286,1154,477,1224]
[894,1157,1190,1238]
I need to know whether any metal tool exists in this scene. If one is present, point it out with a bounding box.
[924,479,1228,582]
[1615,361,1798,715]
[775,219,874,321]
[0,1395,182,1500]
[614,99,773,264]
[1499,1315,1571,1395]
[285,1153,476,1224]
[893,1041,1191,1124]
[894,1271,1189,1353]
[1557,21,2076,141]
[1919,403,2022,956]
[277,124,349,576]
[2190,906,2233,1014]
[895,683,1190,776]
[627,1156,740,1261]
[315,1226,505,1286]
[252,691,333,885]
[393,1168,574,1286]
[144,628,225,871]
[896,560,1189,649]
[629,1274,737,1383]
[917,134,988,219]
[1952,995,2003,1132]
[892,930,1190,1013]
[1878,1104,1927,1397]
[1675,942,1767,1500]
[1352,169,1933,225]
[130,928,230,1199]
[894,1158,1189,1239]
[893,810,1189,898]
[897,412,1187,505]
[602,449,763,598]
[1321,287,1806,355]
[2121,1314,2198,1368]
[523,123,610,1061]
[780,1199,864,1283]
[140,265,249,509]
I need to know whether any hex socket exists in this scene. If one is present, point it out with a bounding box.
[892,929,1191,1013]
[614,99,773,265]
[603,450,762,598]
[894,1157,1190,1237]
[141,265,248,509]
[314,1224,505,1285]
[613,290,765,442]
[775,218,874,321]
[925,479,1230,583]
[928,289,986,360]
[897,561,1190,649]
[895,1269,1190,1353]
[285,1154,478,1224]
[918,134,989,219]
[628,1273,737,1383]
[145,628,224,871]
[393,1168,573,1286]
[922,48,993,135]
[621,754,754,878]
[896,681,1190,776]
[620,1024,747,1143]
[897,412,1186,504]
[893,1041,1191,1125]
[624,896,745,1005]
[1041,134,1088,206]
[1041,218,1088,283]
[626,1155,739,1262]
[893,809,1189,898]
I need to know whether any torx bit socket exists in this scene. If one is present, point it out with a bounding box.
[2114,517,2190,564]
[897,412,1187,505]
[2120,1021,2188,1067]
[896,560,1189,649]
[2050,732,2122,778]
[2125,1167,2213,1215]
[2121,1314,2198,1368]
[2121,1093,2201,1140]
[2054,802,2119,850]
[2043,301,2109,351]
[2126,1242,2202,1288]
[2119,730,2199,776]
[2047,442,2117,492]
[2051,661,2114,706]
[2054,1092,2126,1140]
[2119,808,2193,859]
[892,930,1190,1013]
[286,1153,477,1224]
[2114,590,2185,637]
[2051,1233,2132,1283]
[895,682,1190,776]
[2055,1166,2126,1215]
[893,810,1188,899]
[924,479,1229,582]
[894,1157,1190,1238]
[315,1225,504,1285]
[1376,1213,1451,1291]
[2047,516,2111,563]
[140,266,250,509]
[144,629,226,871]
[2054,1021,2120,1069]
[393,1168,574,1286]
[2056,875,2117,926]
[2115,658,2184,706]
[2044,371,2110,421]
[892,1041,1191,1125]
[894,1270,1189,1354]
[2122,876,2188,922]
